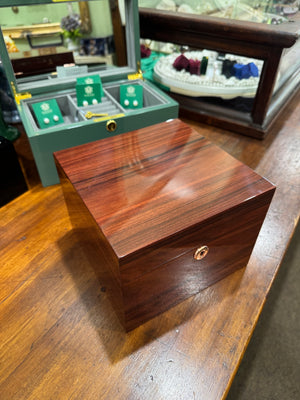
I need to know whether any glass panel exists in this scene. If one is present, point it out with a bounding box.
[141,39,263,114]
[273,36,300,95]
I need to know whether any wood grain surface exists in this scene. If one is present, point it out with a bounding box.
[0,91,299,399]
[139,8,298,49]
[54,119,275,331]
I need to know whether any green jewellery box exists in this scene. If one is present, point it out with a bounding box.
[0,0,178,186]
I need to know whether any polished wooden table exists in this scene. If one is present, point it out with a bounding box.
[0,91,299,399]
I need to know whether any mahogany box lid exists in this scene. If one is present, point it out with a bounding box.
[54,119,275,262]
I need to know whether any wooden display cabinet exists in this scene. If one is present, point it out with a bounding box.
[139,2,300,138]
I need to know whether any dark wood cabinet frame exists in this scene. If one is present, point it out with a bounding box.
[139,8,299,138]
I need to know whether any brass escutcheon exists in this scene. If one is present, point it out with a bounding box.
[194,245,209,260]
[106,119,117,132]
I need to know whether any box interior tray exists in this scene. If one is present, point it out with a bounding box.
[22,80,169,131]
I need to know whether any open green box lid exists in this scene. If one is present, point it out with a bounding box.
[0,0,142,102]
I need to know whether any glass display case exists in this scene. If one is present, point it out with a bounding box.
[139,0,300,138]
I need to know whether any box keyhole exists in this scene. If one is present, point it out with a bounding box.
[194,245,209,260]
[106,120,117,132]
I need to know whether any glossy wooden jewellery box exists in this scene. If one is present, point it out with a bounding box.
[54,119,275,331]
[0,0,178,187]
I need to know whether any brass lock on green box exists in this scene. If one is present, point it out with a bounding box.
[106,119,117,132]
